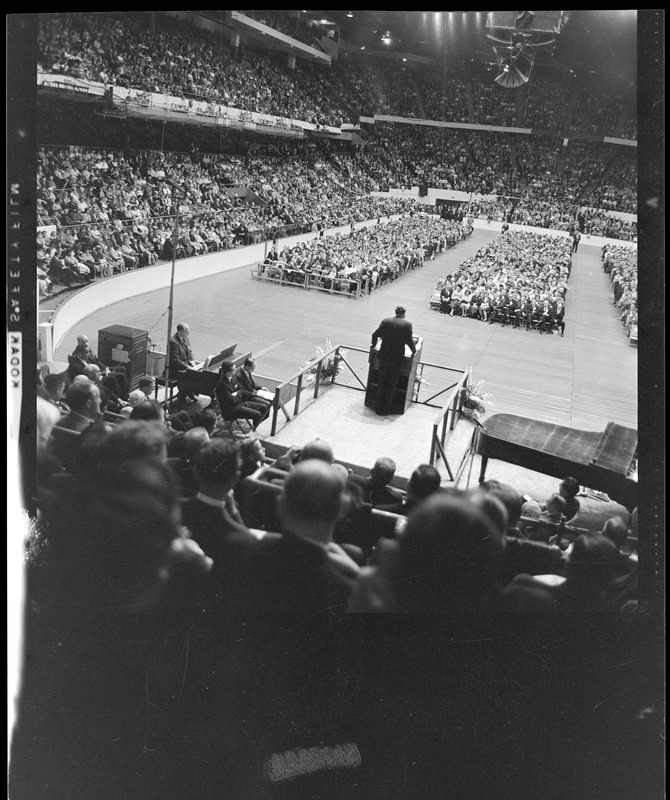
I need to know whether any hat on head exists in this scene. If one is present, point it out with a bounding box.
[395,305,406,316]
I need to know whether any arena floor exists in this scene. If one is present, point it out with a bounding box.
[45,229,638,525]
[52,229,637,429]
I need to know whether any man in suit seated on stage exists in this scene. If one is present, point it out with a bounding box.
[215,360,265,431]
[235,357,273,417]
[168,322,198,405]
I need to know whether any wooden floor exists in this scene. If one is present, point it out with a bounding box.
[54,230,637,434]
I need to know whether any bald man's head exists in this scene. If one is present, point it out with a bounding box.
[281,459,343,527]
[602,515,629,550]
[298,439,334,464]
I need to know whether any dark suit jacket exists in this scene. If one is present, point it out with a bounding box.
[215,375,244,418]
[348,474,404,507]
[54,411,93,434]
[51,413,92,471]
[181,496,268,564]
[168,332,194,374]
[371,315,416,363]
[235,367,263,398]
[208,530,352,617]
[67,355,89,382]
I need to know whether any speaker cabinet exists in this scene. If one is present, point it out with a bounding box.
[98,324,149,390]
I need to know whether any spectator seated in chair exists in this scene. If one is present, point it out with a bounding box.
[125,376,157,415]
[376,463,441,516]
[180,437,269,568]
[215,360,265,431]
[348,456,404,508]
[207,459,360,618]
[348,491,505,613]
[43,372,70,414]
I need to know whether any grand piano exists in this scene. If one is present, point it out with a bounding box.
[475,414,638,511]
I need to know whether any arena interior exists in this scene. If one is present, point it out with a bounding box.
[9,11,665,800]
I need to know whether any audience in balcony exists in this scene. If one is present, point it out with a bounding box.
[37,12,636,138]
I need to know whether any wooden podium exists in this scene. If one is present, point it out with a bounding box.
[365,337,423,415]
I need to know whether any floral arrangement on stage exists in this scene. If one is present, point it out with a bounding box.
[459,374,493,419]
[301,339,347,385]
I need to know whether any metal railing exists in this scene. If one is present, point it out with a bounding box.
[269,343,346,435]
[256,263,363,298]
[268,344,472,478]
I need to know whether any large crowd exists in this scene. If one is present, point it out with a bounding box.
[35,143,421,294]
[37,12,637,137]
[431,229,572,334]
[35,105,637,295]
[260,213,470,295]
[19,379,645,797]
[603,243,638,338]
[16,14,654,798]
[34,378,638,619]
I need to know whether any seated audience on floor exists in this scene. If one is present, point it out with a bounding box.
[71,334,108,372]
[51,379,102,472]
[271,437,335,472]
[232,435,268,513]
[523,476,581,527]
[83,363,130,415]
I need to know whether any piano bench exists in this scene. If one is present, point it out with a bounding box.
[154,376,179,403]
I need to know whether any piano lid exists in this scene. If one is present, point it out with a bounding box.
[481,414,619,467]
[592,422,638,474]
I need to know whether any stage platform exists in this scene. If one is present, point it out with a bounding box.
[252,384,630,531]
[264,385,457,481]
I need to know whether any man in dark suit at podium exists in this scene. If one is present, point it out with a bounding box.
[371,305,416,416]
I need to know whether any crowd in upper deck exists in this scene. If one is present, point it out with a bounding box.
[35,10,637,298]
[37,11,637,137]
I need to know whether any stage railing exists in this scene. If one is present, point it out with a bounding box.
[256,263,363,298]
[269,344,471,474]
[269,343,346,436]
